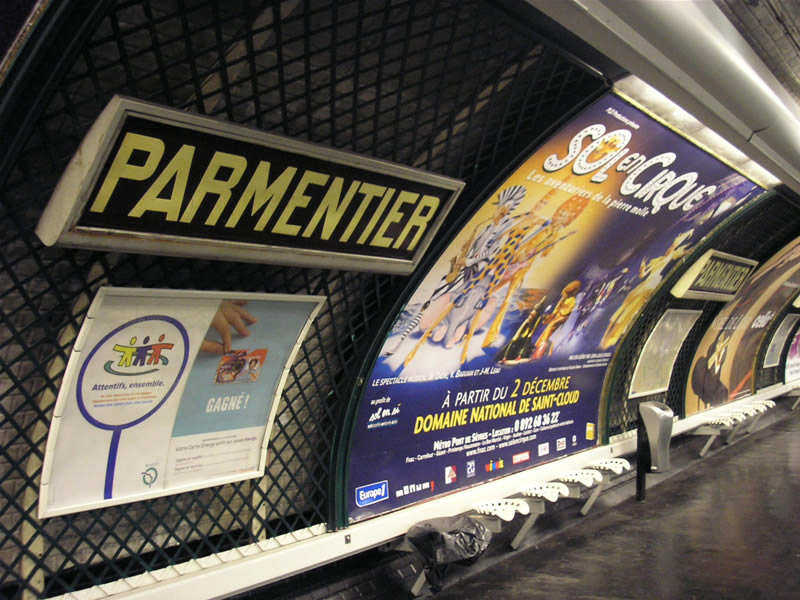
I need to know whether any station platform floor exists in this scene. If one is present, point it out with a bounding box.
[433,407,800,600]
[248,402,800,600]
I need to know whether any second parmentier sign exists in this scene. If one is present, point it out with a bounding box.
[36,96,463,274]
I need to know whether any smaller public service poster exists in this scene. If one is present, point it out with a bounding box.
[629,309,702,398]
[39,287,323,517]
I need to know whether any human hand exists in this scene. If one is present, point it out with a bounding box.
[200,300,257,354]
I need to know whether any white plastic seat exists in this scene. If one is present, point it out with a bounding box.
[472,498,530,522]
[520,482,570,503]
[555,469,603,488]
[589,458,631,475]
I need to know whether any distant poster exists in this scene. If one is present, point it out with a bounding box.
[629,309,701,398]
[785,328,800,382]
[40,288,323,517]
[347,91,762,522]
[687,238,800,415]
[763,314,800,368]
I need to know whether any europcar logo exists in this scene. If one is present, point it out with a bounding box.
[355,480,389,507]
[512,451,530,464]
[105,333,175,376]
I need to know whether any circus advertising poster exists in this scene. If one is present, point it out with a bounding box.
[687,238,800,416]
[346,92,764,522]
[40,287,323,517]
[785,327,800,382]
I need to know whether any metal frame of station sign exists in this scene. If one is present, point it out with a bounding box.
[670,249,758,301]
[35,96,464,274]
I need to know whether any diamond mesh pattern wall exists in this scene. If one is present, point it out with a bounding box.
[604,190,800,436]
[0,0,606,597]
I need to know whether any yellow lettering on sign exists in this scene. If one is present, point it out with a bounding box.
[301,177,361,240]
[357,187,394,245]
[272,170,330,236]
[393,194,440,250]
[179,151,248,225]
[91,133,165,213]
[370,190,418,248]
[224,161,296,230]
[339,183,385,243]
[128,144,196,221]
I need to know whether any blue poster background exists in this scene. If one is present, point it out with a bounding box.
[171,300,316,436]
[347,92,763,522]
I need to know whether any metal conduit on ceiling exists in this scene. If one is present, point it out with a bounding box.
[528,0,800,195]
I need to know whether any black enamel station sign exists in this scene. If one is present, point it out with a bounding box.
[37,96,463,274]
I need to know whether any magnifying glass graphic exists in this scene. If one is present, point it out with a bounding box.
[76,315,190,499]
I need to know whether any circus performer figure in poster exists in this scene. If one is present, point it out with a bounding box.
[567,267,630,343]
[399,185,527,365]
[595,267,630,306]
[480,194,588,348]
[600,229,694,350]
[499,280,581,363]
[403,191,587,366]
[480,131,629,349]
[497,296,546,362]
[395,129,629,367]
[531,279,581,359]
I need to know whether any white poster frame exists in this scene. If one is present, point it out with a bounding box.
[39,287,324,517]
[629,308,702,399]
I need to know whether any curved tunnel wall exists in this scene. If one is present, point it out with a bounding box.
[0,0,607,597]
[604,187,800,432]
[687,237,800,414]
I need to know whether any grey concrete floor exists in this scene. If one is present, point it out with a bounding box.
[433,410,800,600]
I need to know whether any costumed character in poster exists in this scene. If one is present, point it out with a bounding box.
[402,185,526,366]
[531,280,581,359]
[596,267,630,306]
[397,132,624,367]
[499,280,581,362]
[481,194,588,348]
[402,191,590,366]
[497,295,546,362]
[567,267,630,344]
[600,229,694,350]
[481,131,627,349]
